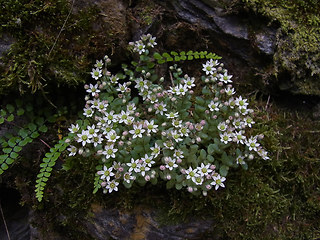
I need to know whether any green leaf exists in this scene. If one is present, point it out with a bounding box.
[7,114,14,122]
[6,104,15,113]
[175,183,183,190]
[6,158,14,165]
[1,163,8,170]
[180,55,187,60]
[31,132,40,139]
[162,52,171,58]
[0,155,8,163]
[208,144,215,155]
[8,138,16,147]
[0,109,7,117]
[18,139,29,147]
[200,149,207,160]
[153,52,162,60]
[28,123,37,132]
[158,59,165,64]
[170,51,178,56]
[174,56,180,61]
[19,129,29,138]
[219,165,229,177]
[207,155,214,163]
[187,55,194,60]
[39,125,48,133]
[44,172,51,177]
[10,152,18,159]
[17,108,25,116]
[48,161,56,167]
[40,163,48,168]
[26,104,33,112]
[0,117,4,124]
[3,148,11,154]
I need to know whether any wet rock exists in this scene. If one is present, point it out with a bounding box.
[83,204,216,240]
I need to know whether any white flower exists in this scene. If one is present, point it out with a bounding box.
[145,120,158,134]
[179,126,190,137]
[173,149,184,159]
[246,136,260,151]
[233,130,246,144]
[155,102,167,115]
[171,130,183,142]
[123,172,135,183]
[150,143,161,158]
[87,83,100,96]
[172,119,182,128]
[102,145,118,159]
[67,145,77,156]
[83,107,94,117]
[134,41,146,54]
[225,86,236,96]
[97,166,115,181]
[184,77,195,89]
[233,118,243,129]
[94,60,104,69]
[127,103,136,113]
[116,83,128,93]
[105,111,117,124]
[138,163,150,177]
[92,133,103,147]
[127,158,141,173]
[192,176,204,186]
[217,122,228,131]
[77,130,91,146]
[211,174,226,190]
[106,130,120,143]
[219,71,233,84]
[197,163,212,177]
[244,116,255,127]
[208,100,220,112]
[141,154,155,167]
[97,101,108,112]
[135,78,149,90]
[257,148,270,160]
[165,111,179,119]
[106,180,119,193]
[87,125,99,137]
[118,110,130,124]
[235,96,249,108]
[163,140,174,150]
[129,124,145,138]
[109,75,119,84]
[220,132,232,144]
[147,36,157,48]
[176,84,188,96]
[68,123,80,133]
[236,156,246,165]
[165,157,178,170]
[202,59,217,75]
[91,68,102,80]
[185,167,199,182]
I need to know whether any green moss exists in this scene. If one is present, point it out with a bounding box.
[0,0,125,95]
[242,0,320,95]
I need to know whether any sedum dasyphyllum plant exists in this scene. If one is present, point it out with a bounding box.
[66,34,269,197]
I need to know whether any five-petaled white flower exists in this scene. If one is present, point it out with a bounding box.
[97,166,115,181]
[165,157,178,170]
[246,136,260,151]
[208,100,220,112]
[211,174,226,190]
[145,120,158,134]
[219,71,233,84]
[165,111,179,119]
[91,68,102,80]
[106,180,119,193]
[87,83,100,96]
[77,130,91,146]
[202,59,217,75]
[129,124,145,138]
[127,158,141,173]
[102,145,118,159]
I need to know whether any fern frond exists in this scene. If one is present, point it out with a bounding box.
[35,137,69,202]
[153,51,221,64]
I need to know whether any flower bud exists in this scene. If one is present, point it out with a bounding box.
[145,175,151,181]
[200,120,206,126]
[206,184,212,190]
[176,158,182,164]
[188,187,193,193]
[160,165,166,170]
[101,181,107,187]
[166,174,171,180]
[202,191,208,196]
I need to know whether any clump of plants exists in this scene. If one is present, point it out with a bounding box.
[61,34,269,198]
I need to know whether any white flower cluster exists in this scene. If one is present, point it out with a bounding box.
[67,34,269,196]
